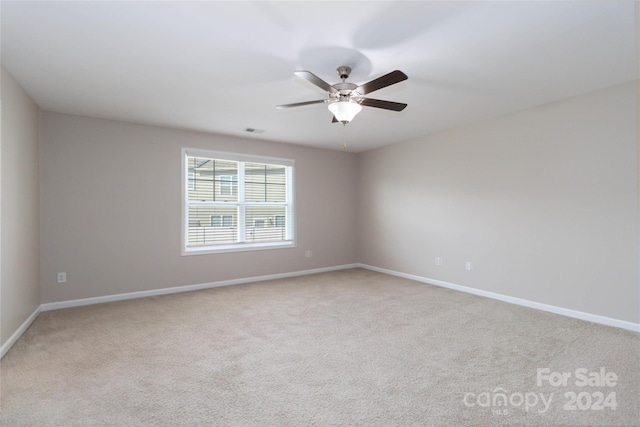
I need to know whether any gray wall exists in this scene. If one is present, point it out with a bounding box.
[1,67,41,347]
[357,81,639,324]
[40,112,357,303]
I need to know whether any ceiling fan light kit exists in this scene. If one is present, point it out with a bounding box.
[328,100,362,124]
[277,66,407,125]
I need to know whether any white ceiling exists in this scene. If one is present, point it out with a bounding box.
[1,1,638,152]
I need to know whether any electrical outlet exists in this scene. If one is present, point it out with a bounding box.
[57,272,67,283]
[435,257,442,267]
[465,262,472,271]
[305,250,312,258]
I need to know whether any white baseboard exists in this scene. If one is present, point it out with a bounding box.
[358,264,640,333]
[1,305,41,359]
[41,263,360,312]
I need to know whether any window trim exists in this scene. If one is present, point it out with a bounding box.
[181,147,296,255]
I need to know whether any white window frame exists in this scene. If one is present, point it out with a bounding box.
[182,148,295,255]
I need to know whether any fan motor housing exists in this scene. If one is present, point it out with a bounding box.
[333,82,357,93]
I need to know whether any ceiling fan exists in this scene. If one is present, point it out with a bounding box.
[276,66,408,124]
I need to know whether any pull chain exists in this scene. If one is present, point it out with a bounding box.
[342,122,348,150]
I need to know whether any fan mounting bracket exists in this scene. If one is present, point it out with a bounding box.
[336,66,352,81]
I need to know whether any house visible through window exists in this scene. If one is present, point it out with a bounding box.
[211,215,233,228]
[182,148,295,254]
[219,175,237,196]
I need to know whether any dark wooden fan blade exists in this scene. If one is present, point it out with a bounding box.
[360,98,407,111]
[276,99,326,109]
[356,70,408,95]
[294,71,338,93]
[331,115,338,123]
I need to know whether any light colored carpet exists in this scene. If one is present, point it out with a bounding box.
[1,268,638,426]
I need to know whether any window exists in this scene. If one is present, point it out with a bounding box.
[210,215,233,228]
[182,148,295,254]
[219,175,237,196]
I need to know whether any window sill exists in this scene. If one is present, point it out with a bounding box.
[182,240,296,256]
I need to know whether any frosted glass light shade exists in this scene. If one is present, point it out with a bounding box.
[328,101,362,123]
